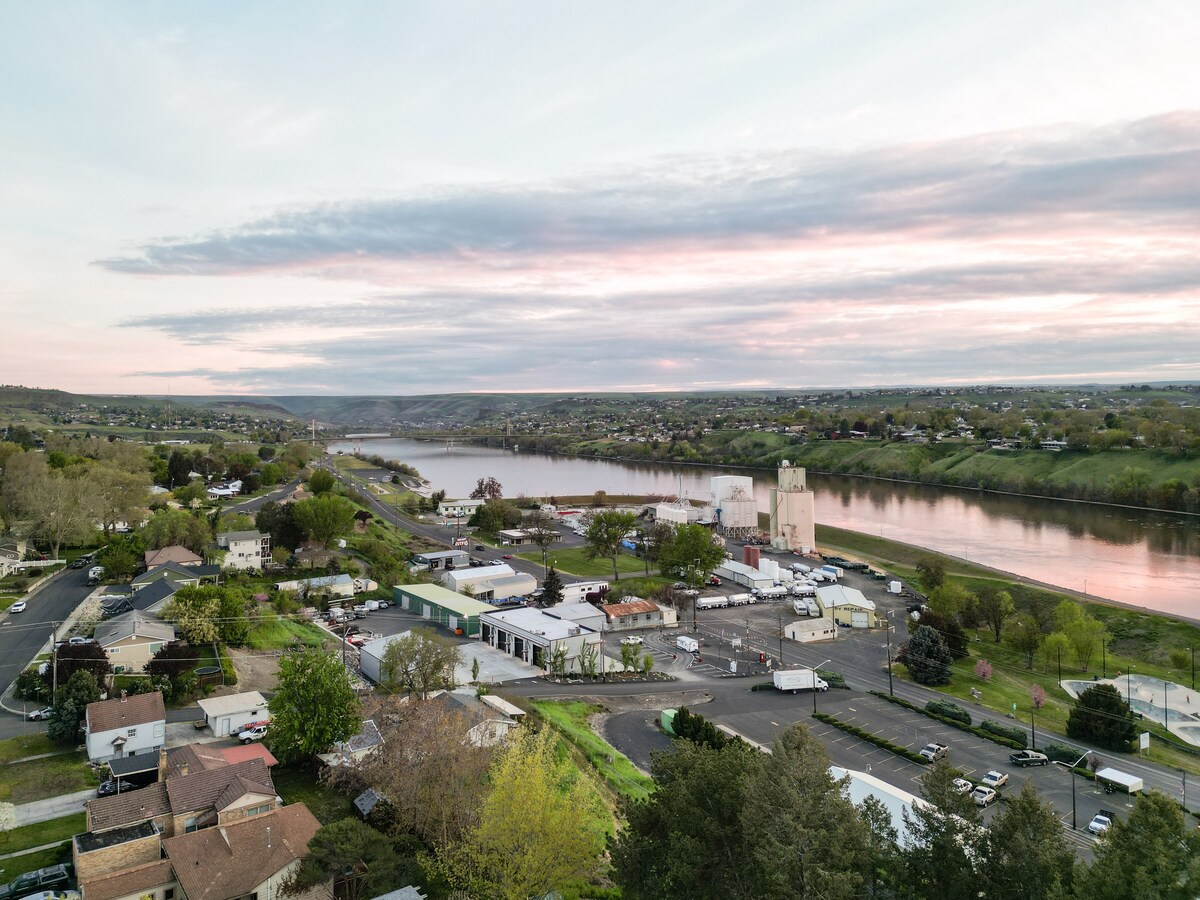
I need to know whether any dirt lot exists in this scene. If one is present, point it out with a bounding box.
[223,648,282,695]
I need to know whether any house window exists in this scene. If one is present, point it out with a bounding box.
[109,647,121,654]
[150,643,163,654]
[165,890,175,900]
[127,728,137,737]
[184,817,198,833]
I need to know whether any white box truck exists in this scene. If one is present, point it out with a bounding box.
[773,668,829,694]
[676,636,700,654]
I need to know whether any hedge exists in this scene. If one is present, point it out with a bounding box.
[926,699,971,725]
[980,719,1028,747]
[817,668,848,690]
[812,712,930,765]
[215,645,239,687]
[870,691,1027,750]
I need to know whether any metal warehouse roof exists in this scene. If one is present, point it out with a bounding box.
[397,583,494,616]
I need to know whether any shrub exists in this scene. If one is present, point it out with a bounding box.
[817,668,848,689]
[217,649,239,687]
[926,699,971,726]
[1042,742,1083,764]
[980,719,1028,748]
[14,667,50,702]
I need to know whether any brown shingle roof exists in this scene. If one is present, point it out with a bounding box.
[144,546,203,568]
[213,775,275,812]
[87,692,166,735]
[87,783,171,832]
[163,804,320,900]
[166,743,230,779]
[80,859,175,900]
[165,759,274,816]
[600,599,659,617]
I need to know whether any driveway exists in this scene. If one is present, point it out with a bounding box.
[11,788,95,826]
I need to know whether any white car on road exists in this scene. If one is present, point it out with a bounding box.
[9,600,27,613]
[620,636,644,646]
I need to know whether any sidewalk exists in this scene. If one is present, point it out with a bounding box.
[11,788,94,827]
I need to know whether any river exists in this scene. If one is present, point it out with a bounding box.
[328,438,1200,618]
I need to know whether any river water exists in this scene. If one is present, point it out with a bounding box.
[328,439,1199,618]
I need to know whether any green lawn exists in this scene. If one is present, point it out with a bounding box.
[0,813,85,855]
[518,547,645,579]
[246,613,333,650]
[0,734,57,765]
[272,764,353,824]
[529,700,654,802]
[0,842,73,875]
[0,750,99,803]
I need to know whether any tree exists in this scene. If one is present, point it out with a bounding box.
[739,724,871,899]
[379,628,462,699]
[268,648,360,764]
[859,795,901,899]
[1066,614,1106,672]
[1081,790,1200,899]
[619,642,639,673]
[141,507,212,553]
[927,583,974,620]
[256,501,305,553]
[915,554,947,593]
[658,522,726,582]
[1040,631,1072,676]
[19,466,96,559]
[583,509,638,581]
[522,509,559,562]
[218,588,252,645]
[307,468,335,495]
[983,780,1076,899]
[96,533,145,582]
[145,640,196,700]
[900,761,985,900]
[325,696,493,849]
[440,725,603,899]
[1067,684,1136,750]
[48,670,102,744]
[89,465,150,536]
[292,494,357,548]
[611,739,756,899]
[285,817,416,900]
[48,641,112,694]
[161,586,222,645]
[540,567,564,605]
[915,608,968,659]
[166,450,192,488]
[898,625,953,685]
[1005,612,1044,669]
[468,476,503,500]
[974,659,993,681]
[976,587,1015,642]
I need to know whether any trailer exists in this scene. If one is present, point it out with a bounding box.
[696,596,729,610]
[676,636,700,654]
[818,565,843,580]
[773,668,829,694]
[1094,767,1143,794]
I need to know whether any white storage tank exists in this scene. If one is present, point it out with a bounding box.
[759,558,779,580]
[888,581,902,594]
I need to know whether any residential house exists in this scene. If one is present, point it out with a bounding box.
[130,562,221,594]
[143,546,203,570]
[100,579,179,620]
[436,498,485,518]
[599,598,665,631]
[273,573,356,599]
[427,689,524,747]
[205,480,243,500]
[94,612,176,673]
[316,720,384,767]
[85,692,167,763]
[216,530,270,572]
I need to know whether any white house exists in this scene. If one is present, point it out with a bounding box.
[273,573,356,599]
[85,691,167,763]
[196,691,270,737]
[437,498,486,518]
[560,579,609,604]
[217,530,270,571]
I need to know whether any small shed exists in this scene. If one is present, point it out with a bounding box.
[784,618,838,643]
[195,691,270,737]
[599,598,664,631]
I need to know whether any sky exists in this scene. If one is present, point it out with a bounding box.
[3,1,1199,396]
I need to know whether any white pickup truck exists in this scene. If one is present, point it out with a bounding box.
[237,723,270,744]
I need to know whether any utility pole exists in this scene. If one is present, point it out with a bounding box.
[51,621,60,699]
[885,612,894,697]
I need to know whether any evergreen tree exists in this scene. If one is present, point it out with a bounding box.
[984,780,1077,899]
[540,567,564,605]
[1066,684,1136,750]
[1080,790,1200,899]
[899,762,984,899]
[898,624,953,685]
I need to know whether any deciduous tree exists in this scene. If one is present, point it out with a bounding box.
[306,468,335,495]
[915,554,947,593]
[1005,612,1044,669]
[658,522,726,582]
[293,494,357,548]
[976,587,1015,642]
[583,509,638,581]
[161,586,222,645]
[141,507,212,553]
[379,627,461,699]
[441,725,603,899]
[268,648,360,764]
[468,476,503,500]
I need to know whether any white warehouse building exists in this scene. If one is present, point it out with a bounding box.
[479,607,602,674]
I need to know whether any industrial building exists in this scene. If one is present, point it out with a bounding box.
[443,564,537,601]
[710,475,758,540]
[410,549,469,571]
[543,602,607,633]
[816,584,880,628]
[393,583,493,636]
[769,461,816,553]
[713,559,775,590]
[784,618,838,643]
[478,607,602,673]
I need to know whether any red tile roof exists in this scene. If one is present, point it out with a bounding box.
[219,743,278,767]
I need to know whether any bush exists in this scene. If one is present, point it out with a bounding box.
[14,667,50,702]
[813,712,931,765]
[926,699,971,725]
[1042,742,1084,764]
[817,668,848,689]
[750,681,776,692]
[980,719,1028,748]
[217,649,239,687]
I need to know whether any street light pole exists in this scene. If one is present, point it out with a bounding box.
[1054,751,1092,829]
[812,657,831,716]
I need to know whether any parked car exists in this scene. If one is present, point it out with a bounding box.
[16,891,81,900]
[1087,809,1115,836]
[67,636,92,646]
[69,559,87,569]
[502,554,513,559]
[620,636,644,646]
[474,545,484,551]
[97,779,145,798]
[9,601,27,614]
[352,604,369,618]
[981,770,1009,789]
[25,707,53,721]
[708,575,722,586]
[238,723,270,744]
[919,742,948,762]
[1009,750,1049,767]
[952,778,973,794]
[376,599,389,609]
[970,786,998,807]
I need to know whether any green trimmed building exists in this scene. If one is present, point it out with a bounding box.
[393,583,493,636]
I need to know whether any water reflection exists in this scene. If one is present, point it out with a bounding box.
[330,439,1199,616]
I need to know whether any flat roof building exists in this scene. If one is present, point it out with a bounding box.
[393,583,493,636]
[479,607,601,674]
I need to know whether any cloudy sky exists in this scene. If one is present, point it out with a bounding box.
[3,1,1199,396]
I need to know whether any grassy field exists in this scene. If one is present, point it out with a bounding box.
[518,547,645,579]
[529,700,654,802]
[0,842,73,875]
[246,613,333,650]
[272,764,354,824]
[0,750,99,803]
[0,734,57,765]
[0,813,85,856]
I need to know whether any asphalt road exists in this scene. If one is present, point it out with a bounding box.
[224,478,302,514]
[0,567,96,727]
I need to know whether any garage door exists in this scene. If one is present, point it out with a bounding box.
[422,604,432,620]
[448,615,458,632]
[851,611,869,628]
